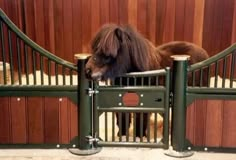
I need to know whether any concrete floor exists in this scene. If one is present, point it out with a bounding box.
[0,148,236,160]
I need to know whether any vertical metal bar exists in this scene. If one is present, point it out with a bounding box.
[222,57,227,88]
[199,68,203,87]
[16,37,22,85]
[24,44,29,84]
[7,30,14,84]
[62,66,66,85]
[214,61,219,88]
[133,113,136,142]
[70,69,73,85]
[119,77,122,86]
[32,50,36,85]
[192,71,195,87]
[148,77,151,86]
[125,113,129,142]
[0,22,7,84]
[112,112,115,141]
[40,55,44,85]
[105,112,108,141]
[126,77,129,86]
[141,77,144,86]
[48,59,51,85]
[140,112,143,142]
[55,63,58,85]
[230,52,235,87]
[207,65,211,87]
[154,113,157,143]
[147,112,150,142]
[134,77,137,86]
[156,76,159,85]
[118,112,122,142]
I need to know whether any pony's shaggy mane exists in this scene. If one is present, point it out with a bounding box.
[89,24,160,80]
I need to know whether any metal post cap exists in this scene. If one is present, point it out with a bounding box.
[74,53,91,60]
[171,55,190,61]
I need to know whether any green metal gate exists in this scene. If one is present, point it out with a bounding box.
[92,69,171,148]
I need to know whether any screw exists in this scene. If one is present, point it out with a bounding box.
[17,98,20,101]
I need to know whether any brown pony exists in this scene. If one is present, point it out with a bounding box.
[85,24,209,137]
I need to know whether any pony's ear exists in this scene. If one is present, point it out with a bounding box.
[115,28,123,42]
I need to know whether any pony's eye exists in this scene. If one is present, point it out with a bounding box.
[93,56,97,61]
[103,56,114,64]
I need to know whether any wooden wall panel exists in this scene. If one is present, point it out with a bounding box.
[27,97,44,143]
[59,98,70,143]
[0,0,236,62]
[0,97,11,143]
[186,99,236,148]
[10,97,27,143]
[44,97,59,143]
[222,100,236,147]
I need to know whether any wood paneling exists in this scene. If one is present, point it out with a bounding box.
[0,97,11,143]
[186,99,236,148]
[0,97,77,144]
[0,0,236,62]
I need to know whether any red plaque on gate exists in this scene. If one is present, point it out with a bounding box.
[122,92,140,107]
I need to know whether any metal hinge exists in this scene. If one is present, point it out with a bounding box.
[87,88,99,96]
[85,133,100,148]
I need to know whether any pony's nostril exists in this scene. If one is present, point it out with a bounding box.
[85,68,92,78]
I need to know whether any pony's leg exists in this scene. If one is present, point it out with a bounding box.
[116,112,131,136]
[135,113,148,137]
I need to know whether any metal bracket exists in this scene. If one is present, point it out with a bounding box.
[87,88,99,96]
[85,134,100,148]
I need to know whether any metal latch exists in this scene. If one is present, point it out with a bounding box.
[87,88,99,96]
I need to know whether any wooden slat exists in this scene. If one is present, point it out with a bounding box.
[193,0,205,46]
[0,97,11,143]
[128,0,137,28]
[174,0,185,41]
[10,97,27,143]
[186,102,196,145]
[119,0,128,25]
[183,0,195,42]
[222,100,236,147]
[69,100,78,141]
[147,0,157,44]
[54,0,64,59]
[110,0,119,24]
[91,0,101,38]
[81,0,91,53]
[27,97,44,143]
[72,0,82,54]
[162,0,175,43]
[43,0,55,53]
[205,100,223,147]
[100,0,110,25]
[44,97,59,143]
[63,0,73,61]
[193,99,207,146]
[137,0,147,36]
[59,98,70,144]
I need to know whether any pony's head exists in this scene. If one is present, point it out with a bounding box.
[85,24,156,81]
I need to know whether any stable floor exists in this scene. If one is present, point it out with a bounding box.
[0,148,236,160]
